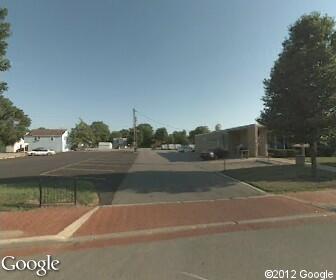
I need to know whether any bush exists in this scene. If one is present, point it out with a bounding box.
[268,148,297,158]
[317,145,335,157]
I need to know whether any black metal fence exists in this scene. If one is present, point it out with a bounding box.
[38,176,77,207]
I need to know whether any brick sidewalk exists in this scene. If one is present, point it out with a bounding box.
[286,189,336,207]
[0,207,91,238]
[74,196,325,236]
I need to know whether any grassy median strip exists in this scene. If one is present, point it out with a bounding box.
[224,164,336,193]
[0,178,99,211]
[305,157,336,168]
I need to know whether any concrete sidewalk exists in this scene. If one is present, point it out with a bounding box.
[0,153,26,160]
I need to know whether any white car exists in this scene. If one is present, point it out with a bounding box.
[28,148,56,156]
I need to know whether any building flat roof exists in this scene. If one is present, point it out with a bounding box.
[195,123,265,138]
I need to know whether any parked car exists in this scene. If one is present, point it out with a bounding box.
[200,150,217,160]
[177,146,193,153]
[28,148,56,156]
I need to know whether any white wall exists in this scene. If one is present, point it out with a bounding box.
[61,131,70,152]
[25,132,69,153]
[5,139,26,153]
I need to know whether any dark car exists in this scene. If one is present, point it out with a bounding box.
[200,151,217,160]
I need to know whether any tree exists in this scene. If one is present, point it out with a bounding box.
[110,131,122,141]
[0,8,10,95]
[137,123,153,148]
[69,120,95,149]
[188,126,210,143]
[90,121,110,145]
[259,12,336,177]
[119,129,129,138]
[215,124,222,131]
[154,127,168,144]
[172,130,189,145]
[0,8,30,146]
[0,96,31,145]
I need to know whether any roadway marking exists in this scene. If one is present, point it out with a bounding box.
[64,167,115,172]
[40,158,94,176]
[179,272,210,280]
[57,207,100,239]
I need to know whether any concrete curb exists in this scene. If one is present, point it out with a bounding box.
[195,162,266,194]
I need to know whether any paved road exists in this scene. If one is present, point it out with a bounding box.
[112,149,263,204]
[2,221,336,280]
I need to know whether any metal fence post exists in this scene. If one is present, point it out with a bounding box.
[74,179,77,206]
[39,178,42,208]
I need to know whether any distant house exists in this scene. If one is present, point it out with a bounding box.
[24,129,69,153]
[6,138,29,153]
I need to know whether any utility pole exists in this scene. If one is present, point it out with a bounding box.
[133,108,137,152]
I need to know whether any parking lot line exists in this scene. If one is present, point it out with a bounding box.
[64,167,115,172]
[39,158,94,176]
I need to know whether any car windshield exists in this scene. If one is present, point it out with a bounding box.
[1,2,336,280]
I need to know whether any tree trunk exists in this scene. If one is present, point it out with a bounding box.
[310,141,318,179]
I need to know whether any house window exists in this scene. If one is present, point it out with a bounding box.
[34,136,40,141]
[51,137,54,141]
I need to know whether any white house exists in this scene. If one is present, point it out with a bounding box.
[5,138,28,153]
[24,129,69,153]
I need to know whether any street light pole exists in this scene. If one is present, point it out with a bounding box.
[133,108,137,152]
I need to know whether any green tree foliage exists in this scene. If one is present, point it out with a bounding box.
[0,96,31,145]
[110,131,122,141]
[0,8,10,95]
[69,120,95,149]
[172,130,189,145]
[215,124,222,131]
[188,126,210,143]
[259,12,336,176]
[137,123,153,148]
[90,121,110,145]
[154,127,168,144]
[0,8,30,146]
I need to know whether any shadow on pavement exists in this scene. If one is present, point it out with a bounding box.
[156,151,201,162]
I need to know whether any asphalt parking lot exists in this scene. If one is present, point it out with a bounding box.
[0,151,137,205]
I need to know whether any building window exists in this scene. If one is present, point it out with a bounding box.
[51,137,54,141]
[34,136,40,141]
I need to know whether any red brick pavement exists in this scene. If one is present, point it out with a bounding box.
[286,190,336,206]
[74,196,325,236]
[0,207,91,237]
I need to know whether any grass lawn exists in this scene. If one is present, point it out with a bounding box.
[305,157,336,168]
[224,164,336,193]
[0,178,99,211]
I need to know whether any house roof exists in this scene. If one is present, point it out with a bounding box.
[27,129,67,137]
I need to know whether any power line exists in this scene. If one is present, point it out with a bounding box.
[134,109,185,131]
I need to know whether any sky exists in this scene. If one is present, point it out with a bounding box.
[2,0,336,133]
